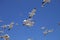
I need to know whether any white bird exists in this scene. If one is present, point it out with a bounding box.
[0,34,9,40]
[43,29,48,36]
[8,22,14,30]
[3,34,9,40]
[43,29,53,36]
[29,8,36,18]
[42,0,51,7]
[23,19,35,27]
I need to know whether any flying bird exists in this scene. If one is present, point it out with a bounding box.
[0,34,9,40]
[3,34,10,40]
[43,29,48,36]
[43,29,53,36]
[8,22,14,30]
[42,0,51,7]
[23,19,35,27]
[29,8,36,18]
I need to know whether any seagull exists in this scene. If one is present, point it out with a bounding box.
[43,29,53,36]
[3,34,10,40]
[8,22,14,30]
[29,8,36,18]
[0,34,10,40]
[43,29,48,36]
[23,19,35,27]
[42,0,51,7]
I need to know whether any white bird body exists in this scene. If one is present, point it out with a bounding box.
[23,19,35,26]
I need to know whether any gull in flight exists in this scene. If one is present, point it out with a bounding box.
[42,0,51,7]
[29,8,36,18]
[0,34,10,40]
[23,18,35,27]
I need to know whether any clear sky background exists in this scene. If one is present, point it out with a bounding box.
[0,0,60,40]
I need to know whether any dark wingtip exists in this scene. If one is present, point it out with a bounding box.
[8,29,11,30]
[29,17,32,18]
[34,8,36,9]
[42,2,45,4]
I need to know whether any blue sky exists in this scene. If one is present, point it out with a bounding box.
[0,0,60,40]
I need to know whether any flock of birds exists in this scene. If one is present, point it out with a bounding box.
[0,0,60,40]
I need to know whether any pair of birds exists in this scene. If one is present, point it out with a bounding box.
[23,8,36,27]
